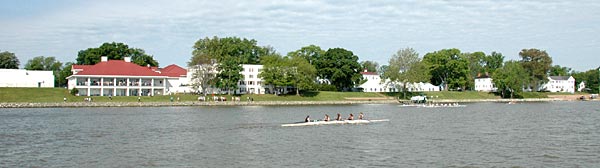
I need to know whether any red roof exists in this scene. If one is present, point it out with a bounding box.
[72,65,93,70]
[73,60,167,77]
[161,64,187,77]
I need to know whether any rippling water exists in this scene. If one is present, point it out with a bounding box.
[1,102,599,167]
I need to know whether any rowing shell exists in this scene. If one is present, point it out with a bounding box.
[281,119,389,127]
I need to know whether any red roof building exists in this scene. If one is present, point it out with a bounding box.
[67,57,188,96]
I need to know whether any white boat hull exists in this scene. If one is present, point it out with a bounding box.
[281,119,389,127]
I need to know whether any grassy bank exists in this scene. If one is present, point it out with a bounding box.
[0,88,385,103]
[1,87,582,103]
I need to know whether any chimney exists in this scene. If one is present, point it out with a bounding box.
[124,57,131,62]
[101,56,108,62]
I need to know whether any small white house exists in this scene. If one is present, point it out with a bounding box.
[474,73,496,92]
[0,69,54,87]
[578,81,586,92]
[541,76,575,93]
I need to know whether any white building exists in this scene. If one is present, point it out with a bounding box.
[67,57,187,96]
[237,64,270,94]
[358,71,396,92]
[357,70,439,92]
[578,81,586,92]
[541,76,575,93]
[0,69,54,87]
[406,82,441,92]
[474,73,496,92]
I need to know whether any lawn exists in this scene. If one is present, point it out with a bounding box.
[0,88,387,103]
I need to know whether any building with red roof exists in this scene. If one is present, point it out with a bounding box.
[67,57,189,96]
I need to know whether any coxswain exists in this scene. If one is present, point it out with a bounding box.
[336,113,342,121]
[358,112,364,120]
[347,113,354,120]
[324,114,330,121]
[305,115,310,122]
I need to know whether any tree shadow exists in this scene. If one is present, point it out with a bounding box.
[299,91,319,97]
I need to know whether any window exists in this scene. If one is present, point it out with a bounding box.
[249,75,254,79]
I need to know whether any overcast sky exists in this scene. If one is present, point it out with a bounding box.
[1,0,598,71]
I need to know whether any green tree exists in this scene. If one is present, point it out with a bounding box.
[423,48,470,91]
[571,69,599,93]
[216,55,243,94]
[383,47,430,98]
[314,48,362,91]
[287,54,317,95]
[191,36,271,94]
[56,62,73,87]
[519,48,552,91]
[0,51,19,69]
[484,51,504,73]
[464,51,486,90]
[378,65,389,76]
[286,45,325,65]
[259,52,317,95]
[259,54,289,94]
[493,61,527,98]
[360,60,379,73]
[76,42,159,67]
[549,65,572,76]
[24,56,62,71]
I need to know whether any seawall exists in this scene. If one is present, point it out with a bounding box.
[0,100,399,108]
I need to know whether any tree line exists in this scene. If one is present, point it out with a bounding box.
[1,36,598,98]
[0,42,159,88]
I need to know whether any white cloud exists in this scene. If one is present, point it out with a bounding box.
[0,0,598,70]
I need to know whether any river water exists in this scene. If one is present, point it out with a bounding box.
[1,101,599,167]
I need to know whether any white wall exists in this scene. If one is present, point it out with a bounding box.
[543,76,575,93]
[239,64,267,94]
[475,78,496,92]
[0,69,54,87]
[358,73,439,92]
[359,74,397,92]
[166,77,192,94]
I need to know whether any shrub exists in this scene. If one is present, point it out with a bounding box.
[70,88,79,96]
[317,84,337,91]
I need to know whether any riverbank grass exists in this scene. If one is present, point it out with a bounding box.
[0,88,386,103]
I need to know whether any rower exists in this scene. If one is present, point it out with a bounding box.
[324,114,330,121]
[336,113,342,121]
[347,113,354,120]
[305,115,310,122]
[358,112,364,120]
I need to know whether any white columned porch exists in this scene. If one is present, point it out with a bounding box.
[87,77,91,96]
[151,78,155,96]
[126,78,130,96]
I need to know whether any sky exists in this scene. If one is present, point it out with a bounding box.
[1,0,599,71]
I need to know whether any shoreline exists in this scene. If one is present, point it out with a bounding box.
[0,98,595,108]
